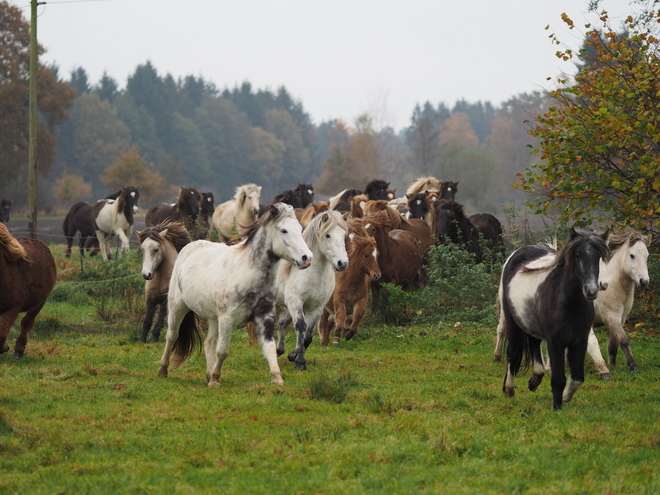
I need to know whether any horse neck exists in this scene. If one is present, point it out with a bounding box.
[247,227,281,276]
[236,200,256,225]
[609,245,636,295]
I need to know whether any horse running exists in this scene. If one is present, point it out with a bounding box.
[0,223,56,359]
[145,187,201,233]
[275,211,349,370]
[137,221,192,343]
[157,203,312,386]
[92,187,140,261]
[212,183,262,242]
[498,228,609,410]
[62,202,99,258]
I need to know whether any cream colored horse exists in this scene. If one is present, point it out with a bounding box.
[212,183,262,242]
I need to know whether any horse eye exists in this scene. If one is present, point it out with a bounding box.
[326,234,331,238]
[281,229,288,234]
[630,254,635,260]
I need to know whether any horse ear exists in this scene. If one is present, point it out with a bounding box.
[568,227,578,240]
[159,229,169,239]
[320,212,329,224]
[268,204,278,217]
[258,186,262,193]
[645,234,653,247]
[342,213,350,222]
[600,230,610,244]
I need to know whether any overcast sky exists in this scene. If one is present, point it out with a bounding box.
[13,0,637,131]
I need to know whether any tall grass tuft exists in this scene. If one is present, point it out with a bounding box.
[307,370,349,403]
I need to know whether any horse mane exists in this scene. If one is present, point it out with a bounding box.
[406,176,442,195]
[239,202,291,250]
[115,186,138,225]
[299,202,329,227]
[557,229,610,267]
[364,200,402,228]
[0,223,26,262]
[362,208,393,229]
[137,221,192,253]
[607,231,651,251]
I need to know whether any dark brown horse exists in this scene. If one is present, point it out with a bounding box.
[0,223,56,359]
[0,198,12,223]
[468,212,504,256]
[146,187,201,233]
[406,192,435,230]
[273,183,315,209]
[62,202,100,258]
[433,200,483,260]
[318,232,381,345]
[198,192,215,229]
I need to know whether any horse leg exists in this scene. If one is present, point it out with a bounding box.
[606,317,639,373]
[116,228,131,253]
[254,311,284,384]
[493,296,505,362]
[318,307,332,347]
[562,339,588,404]
[546,341,568,410]
[157,297,189,377]
[333,302,348,344]
[344,299,366,341]
[13,304,45,359]
[140,298,157,343]
[502,322,523,398]
[150,300,168,343]
[527,336,545,391]
[96,230,110,261]
[276,310,292,357]
[586,328,610,379]
[0,309,21,355]
[204,318,224,387]
[287,304,309,370]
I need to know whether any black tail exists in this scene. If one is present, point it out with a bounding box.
[170,311,203,370]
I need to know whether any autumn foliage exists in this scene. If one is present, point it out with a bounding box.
[519,10,660,234]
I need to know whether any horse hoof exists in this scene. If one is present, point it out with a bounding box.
[207,380,221,388]
[12,350,24,360]
[157,366,168,377]
[630,365,640,373]
[148,333,160,343]
[287,352,297,362]
[504,387,515,398]
[494,355,502,362]
[600,373,611,380]
[294,362,307,371]
[332,338,340,344]
[139,337,147,343]
[344,331,355,341]
[276,348,285,357]
[271,373,284,385]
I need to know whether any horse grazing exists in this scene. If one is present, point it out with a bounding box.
[0,223,56,359]
[62,202,99,258]
[468,212,505,256]
[137,221,192,343]
[363,209,425,291]
[586,231,651,377]
[319,232,381,345]
[212,183,262,242]
[296,201,329,228]
[145,187,201,234]
[273,183,314,209]
[499,228,609,410]
[275,211,349,370]
[0,199,12,223]
[157,203,313,386]
[92,187,140,261]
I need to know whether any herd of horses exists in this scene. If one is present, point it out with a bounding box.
[0,176,652,410]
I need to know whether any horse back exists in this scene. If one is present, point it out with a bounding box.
[146,203,178,227]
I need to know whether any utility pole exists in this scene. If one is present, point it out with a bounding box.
[28,0,39,239]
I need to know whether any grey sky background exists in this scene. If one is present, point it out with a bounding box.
[15,0,636,131]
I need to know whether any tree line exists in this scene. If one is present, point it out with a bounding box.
[1,0,548,215]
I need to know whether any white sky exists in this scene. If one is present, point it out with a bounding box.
[12,0,637,131]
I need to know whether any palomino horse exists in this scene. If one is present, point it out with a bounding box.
[212,183,262,242]
[0,223,56,359]
[145,187,201,233]
[499,228,609,410]
[92,187,140,261]
[318,230,381,345]
[157,203,313,386]
[275,211,348,370]
[62,202,99,258]
[137,221,192,343]
[406,176,442,195]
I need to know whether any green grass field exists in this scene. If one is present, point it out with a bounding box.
[1,245,659,494]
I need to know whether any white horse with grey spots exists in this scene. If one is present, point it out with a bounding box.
[157,203,312,386]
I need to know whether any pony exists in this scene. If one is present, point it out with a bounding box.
[137,221,192,343]
[0,198,12,223]
[318,231,381,345]
[362,209,425,291]
[157,203,313,386]
[273,183,315,209]
[0,223,56,359]
[406,176,442,195]
[498,228,609,410]
[62,201,99,258]
[295,201,329,228]
[433,200,483,261]
[198,192,215,229]
[364,179,390,201]
[363,200,434,255]
[274,211,349,370]
[406,192,435,229]
[440,181,459,201]
[145,187,201,233]
[212,183,262,242]
[91,187,140,261]
[328,188,363,211]
[468,212,505,256]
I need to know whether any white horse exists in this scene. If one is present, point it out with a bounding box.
[212,183,262,242]
[585,232,651,378]
[157,203,313,386]
[91,186,139,261]
[275,211,349,370]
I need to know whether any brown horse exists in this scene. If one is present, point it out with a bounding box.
[318,232,381,345]
[146,187,201,233]
[0,223,56,359]
[363,200,434,255]
[295,201,330,228]
[137,221,192,343]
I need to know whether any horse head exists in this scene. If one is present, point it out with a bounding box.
[200,192,215,217]
[268,203,312,269]
[364,179,390,201]
[239,184,262,216]
[347,233,381,281]
[406,192,430,220]
[124,186,140,214]
[180,187,201,219]
[440,181,459,201]
[311,211,349,272]
[613,231,651,289]
[561,228,610,300]
[295,183,315,208]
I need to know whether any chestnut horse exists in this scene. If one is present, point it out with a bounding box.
[0,223,56,359]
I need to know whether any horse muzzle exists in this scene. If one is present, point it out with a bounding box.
[296,254,313,270]
[334,259,349,272]
[371,272,381,281]
[638,277,650,288]
[142,271,154,281]
[583,286,599,300]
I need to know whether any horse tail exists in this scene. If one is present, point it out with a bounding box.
[170,311,203,370]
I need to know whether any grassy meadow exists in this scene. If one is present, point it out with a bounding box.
[1,242,660,494]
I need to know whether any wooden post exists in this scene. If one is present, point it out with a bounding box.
[28,0,38,239]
